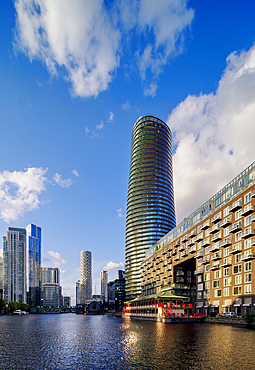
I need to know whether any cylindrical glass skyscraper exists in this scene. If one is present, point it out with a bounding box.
[125,116,176,300]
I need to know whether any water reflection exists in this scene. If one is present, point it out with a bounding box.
[0,315,255,369]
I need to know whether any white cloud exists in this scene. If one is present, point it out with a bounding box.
[0,167,47,223]
[85,127,89,134]
[60,269,66,274]
[96,120,104,131]
[14,0,194,98]
[48,251,67,266]
[167,43,255,223]
[117,208,125,218]
[108,111,114,123]
[53,173,73,188]
[121,100,131,110]
[0,249,3,258]
[103,261,124,271]
[71,169,79,177]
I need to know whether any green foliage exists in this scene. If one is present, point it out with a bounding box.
[8,301,18,312]
[244,308,254,325]
[8,301,30,312]
[0,299,5,312]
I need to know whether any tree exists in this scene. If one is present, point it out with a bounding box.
[244,308,254,325]
[8,301,18,312]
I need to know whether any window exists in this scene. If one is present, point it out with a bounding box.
[235,232,242,242]
[245,273,251,283]
[214,270,221,279]
[205,265,211,272]
[197,292,202,299]
[233,264,242,274]
[245,262,252,271]
[224,277,232,286]
[198,283,203,291]
[223,207,229,217]
[204,291,210,298]
[214,289,222,297]
[233,286,242,295]
[223,288,229,296]
[245,216,251,226]
[205,229,210,237]
[204,273,210,281]
[213,280,219,288]
[205,281,210,290]
[224,248,230,257]
[205,246,210,255]
[244,239,251,249]
[245,192,251,204]
[235,210,242,220]
[235,253,242,263]
[235,275,242,284]
[244,284,252,294]
[224,267,230,277]
[197,275,202,283]
[224,227,230,237]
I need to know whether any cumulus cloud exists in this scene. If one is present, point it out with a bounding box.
[0,249,3,258]
[71,169,79,177]
[96,121,104,131]
[60,269,66,274]
[14,0,194,98]
[108,111,114,123]
[53,173,73,188]
[167,43,255,223]
[103,261,124,271]
[0,167,47,223]
[117,208,125,218]
[48,251,67,266]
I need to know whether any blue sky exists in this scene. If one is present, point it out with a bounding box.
[1,1,255,304]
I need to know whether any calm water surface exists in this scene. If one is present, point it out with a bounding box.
[0,314,254,369]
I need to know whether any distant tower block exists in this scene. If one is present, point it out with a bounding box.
[125,116,176,300]
[80,251,92,302]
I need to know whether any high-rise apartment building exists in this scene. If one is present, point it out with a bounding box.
[26,224,42,307]
[76,280,80,305]
[80,251,92,303]
[100,270,108,302]
[3,227,27,304]
[41,267,62,307]
[0,257,3,300]
[125,116,176,300]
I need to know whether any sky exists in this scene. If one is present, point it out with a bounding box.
[0,0,255,305]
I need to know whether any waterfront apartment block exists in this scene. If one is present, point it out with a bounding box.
[142,162,255,316]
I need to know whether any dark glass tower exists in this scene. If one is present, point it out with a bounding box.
[125,116,176,300]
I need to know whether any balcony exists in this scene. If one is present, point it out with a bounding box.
[241,226,255,239]
[229,242,242,254]
[252,190,255,198]
[173,254,180,262]
[188,245,197,254]
[211,232,222,242]
[221,257,232,267]
[162,248,168,255]
[195,250,203,258]
[211,261,220,270]
[251,214,255,223]
[178,244,185,252]
[187,238,195,246]
[210,224,220,234]
[181,250,188,258]
[220,236,232,248]
[229,222,242,234]
[241,250,255,261]
[173,240,180,248]
[201,220,210,230]
[166,265,172,271]
[211,242,220,252]
[195,232,203,242]
[242,203,255,216]
[220,215,232,228]
[211,212,222,224]
[194,267,203,275]
[189,229,196,238]
[230,199,242,212]
[181,235,188,243]
[172,248,177,256]
[201,238,210,247]
[202,256,210,264]
[211,251,222,261]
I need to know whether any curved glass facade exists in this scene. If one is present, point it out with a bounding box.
[125,116,176,300]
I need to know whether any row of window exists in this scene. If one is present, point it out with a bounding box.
[197,284,252,299]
